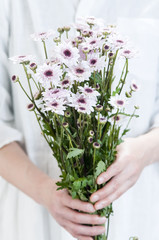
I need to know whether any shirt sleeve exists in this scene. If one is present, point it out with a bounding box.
[0,0,23,149]
[150,57,159,129]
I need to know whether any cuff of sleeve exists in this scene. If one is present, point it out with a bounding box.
[0,121,23,149]
[150,114,159,129]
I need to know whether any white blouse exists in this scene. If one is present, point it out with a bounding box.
[0,0,159,240]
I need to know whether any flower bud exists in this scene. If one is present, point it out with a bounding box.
[95,83,100,90]
[34,91,41,100]
[88,137,93,143]
[27,103,35,111]
[11,75,19,83]
[53,37,61,43]
[105,107,111,112]
[62,122,69,128]
[108,52,114,59]
[63,26,70,32]
[89,130,94,136]
[57,27,64,34]
[93,142,101,149]
[134,105,140,109]
[125,91,132,98]
[96,105,103,112]
[65,111,71,118]
[103,44,110,52]
[30,63,37,71]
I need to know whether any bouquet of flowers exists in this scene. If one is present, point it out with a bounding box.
[10,16,139,240]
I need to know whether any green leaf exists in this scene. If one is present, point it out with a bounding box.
[71,191,77,199]
[73,180,81,191]
[67,148,84,159]
[95,160,106,178]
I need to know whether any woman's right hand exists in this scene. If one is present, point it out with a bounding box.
[41,179,106,240]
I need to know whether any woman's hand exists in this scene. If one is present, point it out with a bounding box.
[41,179,106,240]
[90,136,151,210]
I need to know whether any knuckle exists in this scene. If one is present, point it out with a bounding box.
[112,180,119,192]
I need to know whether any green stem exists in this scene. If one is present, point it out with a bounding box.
[119,59,128,95]
[18,81,32,101]
[42,40,48,59]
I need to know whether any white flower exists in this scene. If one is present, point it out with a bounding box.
[69,93,96,114]
[77,16,104,30]
[95,113,107,124]
[42,88,70,102]
[78,86,100,99]
[84,36,104,50]
[121,48,137,59]
[58,76,73,89]
[55,41,80,67]
[109,96,127,109]
[87,53,106,71]
[44,99,66,115]
[36,63,62,87]
[109,35,128,50]
[130,80,140,92]
[30,30,55,41]
[9,55,35,64]
[68,62,91,83]
[111,114,126,125]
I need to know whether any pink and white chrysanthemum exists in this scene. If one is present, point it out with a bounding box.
[44,99,66,115]
[59,76,73,89]
[84,37,104,50]
[111,114,126,125]
[55,41,80,67]
[87,53,106,71]
[36,63,62,87]
[9,55,35,64]
[109,96,127,109]
[96,114,107,124]
[30,30,55,41]
[109,35,128,49]
[69,93,96,114]
[78,85,100,99]
[68,62,91,83]
[121,48,137,59]
[77,16,104,30]
[130,80,140,92]
[42,88,70,102]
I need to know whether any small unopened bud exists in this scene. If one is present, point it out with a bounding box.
[82,47,90,54]
[63,26,70,32]
[96,105,103,112]
[103,44,110,52]
[63,122,69,128]
[105,107,111,112]
[93,142,101,149]
[95,83,100,90]
[12,75,19,83]
[30,63,37,71]
[27,103,35,111]
[108,52,114,59]
[57,27,64,34]
[53,37,61,43]
[65,111,71,118]
[89,130,94,136]
[34,91,41,100]
[88,137,93,143]
[125,91,132,98]
[134,105,140,109]
[27,73,32,79]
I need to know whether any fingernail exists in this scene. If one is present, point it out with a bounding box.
[95,203,103,210]
[98,217,106,224]
[97,177,104,184]
[88,205,95,213]
[91,195,99,202]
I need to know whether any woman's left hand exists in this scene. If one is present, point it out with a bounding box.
[90,137,150,210]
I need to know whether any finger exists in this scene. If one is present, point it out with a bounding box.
[78,237,93,240]
[68,221,105,237]
[61,207,106,225]
[94,178,133,210]
[63,193,95,213]
[96,161,122,185]
[90,173,124,203]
